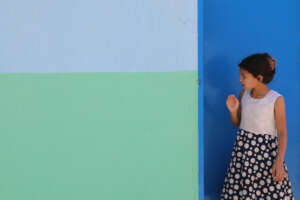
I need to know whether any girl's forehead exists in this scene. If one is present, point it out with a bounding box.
[239,68,250,75]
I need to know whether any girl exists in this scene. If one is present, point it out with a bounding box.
[220,53,294,199]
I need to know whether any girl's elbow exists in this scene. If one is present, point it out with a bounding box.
[277,130,287,138]
[233,121,240,127]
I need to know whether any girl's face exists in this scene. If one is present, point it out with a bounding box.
[239,68,260,90]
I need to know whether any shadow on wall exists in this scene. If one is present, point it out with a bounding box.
[204,55,241,199]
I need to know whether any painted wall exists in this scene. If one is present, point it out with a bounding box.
[203,1,300,199]
[0,1,198,200]
[0,0,196,73]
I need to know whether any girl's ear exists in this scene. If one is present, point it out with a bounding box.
[257,74,263,82]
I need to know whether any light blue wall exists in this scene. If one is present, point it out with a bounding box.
[0,0,197,73]
[203,1,300,199]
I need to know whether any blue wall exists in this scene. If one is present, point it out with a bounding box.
[198,0,204,199]
[203,1,300,199]
[0,0,197,73]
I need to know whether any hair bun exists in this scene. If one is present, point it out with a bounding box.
[271,56,276,70]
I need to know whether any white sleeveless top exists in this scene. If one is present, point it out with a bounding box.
[239,89,282,137]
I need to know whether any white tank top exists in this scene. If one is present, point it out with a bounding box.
[239,89,282,137]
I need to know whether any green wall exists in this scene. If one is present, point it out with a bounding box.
[0,71,198,200]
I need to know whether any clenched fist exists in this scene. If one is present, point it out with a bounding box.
[226,95,239,113]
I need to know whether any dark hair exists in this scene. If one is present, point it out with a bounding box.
[238,53,275,84]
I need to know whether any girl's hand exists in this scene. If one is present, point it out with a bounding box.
[226,95,239,113]
[271,159,288,182]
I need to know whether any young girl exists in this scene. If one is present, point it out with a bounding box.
[220,53,294,199]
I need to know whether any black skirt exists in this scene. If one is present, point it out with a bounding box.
[220,129,294,200]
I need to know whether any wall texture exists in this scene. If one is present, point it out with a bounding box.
[203,1,300,199]
[0,1,198,200]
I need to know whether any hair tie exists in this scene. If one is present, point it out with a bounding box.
[271,56,276,70]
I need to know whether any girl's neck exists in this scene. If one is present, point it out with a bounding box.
[250,85,270,98]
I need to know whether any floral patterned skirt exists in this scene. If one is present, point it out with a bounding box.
[220,129,294,200]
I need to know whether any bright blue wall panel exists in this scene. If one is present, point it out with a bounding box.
[203,1,300,199]
[198,0,204,199]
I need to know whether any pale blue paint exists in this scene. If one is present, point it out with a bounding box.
[0,0,197,73]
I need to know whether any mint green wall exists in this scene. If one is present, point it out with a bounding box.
[0,0,198,199]
[0,71,198,200]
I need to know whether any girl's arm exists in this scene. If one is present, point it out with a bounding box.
[272,96,288,182]
[228,90,244,127]
[236,90,244,126]
[274,96,287,162]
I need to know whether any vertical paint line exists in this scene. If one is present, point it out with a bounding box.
[198,0,204,199]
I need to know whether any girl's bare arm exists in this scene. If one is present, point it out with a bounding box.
[229,90,244,127]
